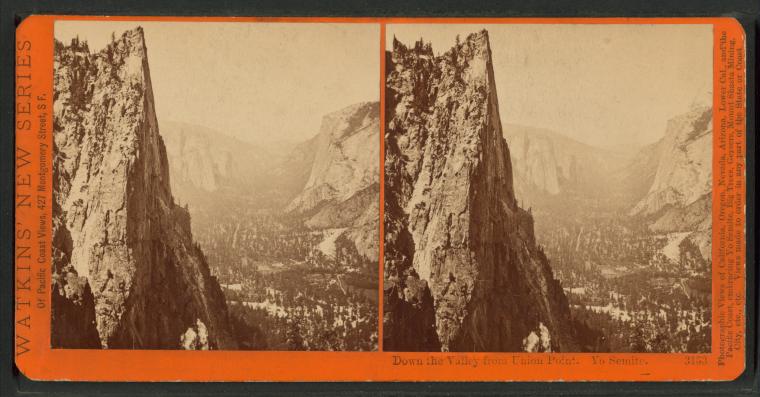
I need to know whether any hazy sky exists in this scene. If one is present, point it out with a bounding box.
[388,24,712,148]
[55,22,712,149]
[56,21,380,144]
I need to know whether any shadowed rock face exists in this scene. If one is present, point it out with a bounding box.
[383,31,578,352]
[52,28,236,349]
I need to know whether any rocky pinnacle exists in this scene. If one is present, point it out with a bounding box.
[52,27,237,349]
[383,31,578,352]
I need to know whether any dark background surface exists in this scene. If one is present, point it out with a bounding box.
[1,0,757,395]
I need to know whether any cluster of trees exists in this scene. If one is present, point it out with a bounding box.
[194,211,321,280]
[225,257,378,351]
[186,199,377,351]
[533,207,711,353]
[571,302,710,353]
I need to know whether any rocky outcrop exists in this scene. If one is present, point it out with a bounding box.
[383,32,578,352]
[52,28,237,349]
[286,102,380,260]
[629,103,712,259]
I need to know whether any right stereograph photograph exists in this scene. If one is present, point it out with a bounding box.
[382,24,713,353]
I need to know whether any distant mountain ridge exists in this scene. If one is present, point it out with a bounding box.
[503,124,636,207]
[160,102,380,261]
[161,121,259,192]
[502,101,712,263]
[160,121,305,206]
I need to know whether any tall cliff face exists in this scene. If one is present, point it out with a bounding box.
[628,103,713,259]
[503,124,634,207]
[286,102,379,213]
[160,121,302,207]
[52,28,237,349]
[286,102,380,259]
[384,32,577,352]
[630,104,712,218]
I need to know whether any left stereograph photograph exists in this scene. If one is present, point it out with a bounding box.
[51,21,380,351]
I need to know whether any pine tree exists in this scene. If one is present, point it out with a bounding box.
[286,319,304,350]
[631,321,648,352]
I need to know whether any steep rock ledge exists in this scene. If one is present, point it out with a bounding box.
[383,31,578,352]
[52,28,237,349]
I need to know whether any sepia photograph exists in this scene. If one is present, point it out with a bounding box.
[12,11,748,383]
[50,19,714,355]
[51,21,380,350]
[383,24,712,353]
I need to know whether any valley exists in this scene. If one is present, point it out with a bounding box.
[192,201,378,351]
[531,202,711,353]
[506,101,713,353]
[161,102,380,351]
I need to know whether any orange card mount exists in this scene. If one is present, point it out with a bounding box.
[14,15,746,382]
